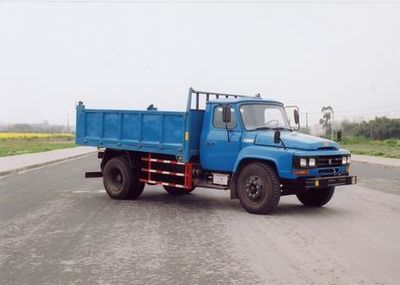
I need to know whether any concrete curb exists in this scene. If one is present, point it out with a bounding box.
[351,155,400,168]
[0,150,97,177]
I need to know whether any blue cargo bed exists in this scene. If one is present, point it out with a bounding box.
[75,103,203,162]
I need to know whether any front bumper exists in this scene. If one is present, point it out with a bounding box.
[282,175,357,192]
[302,175,357,189]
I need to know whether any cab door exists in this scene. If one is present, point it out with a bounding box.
[200,104,242,172]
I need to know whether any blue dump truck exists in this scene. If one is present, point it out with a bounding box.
[76,88,357,214]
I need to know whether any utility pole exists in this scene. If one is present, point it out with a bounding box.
[305,113,309,129]
[330,110,334,140]
[67,114,70,133]
[370,124,373,140]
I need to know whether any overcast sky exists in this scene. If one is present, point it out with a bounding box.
[0,0,399,126]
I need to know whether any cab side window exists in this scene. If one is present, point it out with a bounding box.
[213,106,237,129]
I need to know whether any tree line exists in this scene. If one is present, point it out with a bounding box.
[0,123,73,134]
[316,105,399,140]
[340,117,400,140]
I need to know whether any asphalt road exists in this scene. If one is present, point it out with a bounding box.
[0,155,399,285]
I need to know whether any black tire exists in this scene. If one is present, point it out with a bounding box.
[237,162,281,214]
[296,187,335,207]
[103,157,144,200]
[163,186,195,195]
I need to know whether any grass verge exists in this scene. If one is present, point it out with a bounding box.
[0,133,76,157]
[340,137,400,159]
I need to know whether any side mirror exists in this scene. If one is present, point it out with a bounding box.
[294,109,299,125]
[286,105,300,130]
[222,104,232,123]
[274,129,281,144]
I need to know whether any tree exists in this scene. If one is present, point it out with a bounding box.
[339,117,400,140]
[319,106,334,136]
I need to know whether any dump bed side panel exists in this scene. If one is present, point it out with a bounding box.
[76,105,187,158]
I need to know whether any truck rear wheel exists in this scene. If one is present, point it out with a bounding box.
[103,157,144,200]
[296,187,335,207]
[163,186,195,195]
[237,162,281,214]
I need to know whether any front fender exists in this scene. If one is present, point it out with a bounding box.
[233,145,294,179]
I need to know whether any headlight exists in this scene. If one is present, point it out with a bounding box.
[295,157,317,168]
[342,156,351,164]
[300,158,307,167]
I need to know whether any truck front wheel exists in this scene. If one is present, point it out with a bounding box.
[296,187,335,207]
[237,162,281,214]
[103,157,144,200]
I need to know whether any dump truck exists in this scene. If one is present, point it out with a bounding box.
[76,88,357,214]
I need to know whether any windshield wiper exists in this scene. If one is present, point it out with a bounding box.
[274,127,293,132]
[252,126,273,131]
[250,126,292,132]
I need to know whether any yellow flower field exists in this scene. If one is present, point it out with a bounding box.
[0,133,74,141]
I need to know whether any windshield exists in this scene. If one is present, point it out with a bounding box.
[239,104,290,131]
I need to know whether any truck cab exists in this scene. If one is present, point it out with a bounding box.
[76,88,357,214]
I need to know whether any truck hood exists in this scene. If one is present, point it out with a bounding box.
[254,131,339,151]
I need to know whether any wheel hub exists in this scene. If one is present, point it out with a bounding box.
[116,174,122,183]
[110,169,123,190]
[245,175,264,201]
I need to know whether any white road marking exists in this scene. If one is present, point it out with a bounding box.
[72,190,106,194]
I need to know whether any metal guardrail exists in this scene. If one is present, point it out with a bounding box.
[187,87,261,111]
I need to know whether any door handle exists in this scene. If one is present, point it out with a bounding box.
[206,141,215,146]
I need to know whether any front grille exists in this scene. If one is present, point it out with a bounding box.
[316,156,343,167]
[318,168,342,176]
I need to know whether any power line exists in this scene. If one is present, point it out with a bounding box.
[334,104,400,114]
[1,0,400,4]
[335,109,400,117]
[301,106,400,126]
[302,104,400,116]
